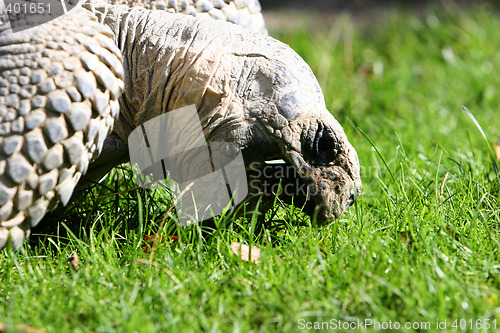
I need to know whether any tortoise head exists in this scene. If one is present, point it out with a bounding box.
[239,41,362,223]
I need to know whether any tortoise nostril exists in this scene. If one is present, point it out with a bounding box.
[346,193,356,208]
[304,123,340,166]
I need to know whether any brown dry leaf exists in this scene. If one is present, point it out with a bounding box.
[398,231,414,247]
[142,235,179,253]
[440,172,449,197]
[0,322,45,333]
[230,242,261,264]
[68,255,79,270]
[143,235,164,253]
[445,226,459,241]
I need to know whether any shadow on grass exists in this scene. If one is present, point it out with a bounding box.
[28,166,312,252]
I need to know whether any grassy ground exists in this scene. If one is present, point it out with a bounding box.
[1,3,500,332]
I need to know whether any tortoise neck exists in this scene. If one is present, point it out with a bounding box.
[83,1,255,148]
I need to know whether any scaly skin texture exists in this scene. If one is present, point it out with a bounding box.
[0,0,361,249]
[0,6,124,248]
[108,0,267,34]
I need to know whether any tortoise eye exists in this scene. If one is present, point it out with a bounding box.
[305,123,340,166]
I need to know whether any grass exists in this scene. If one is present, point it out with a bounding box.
[1,3,500,332]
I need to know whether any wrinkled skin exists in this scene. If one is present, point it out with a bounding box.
[238,56,362,223]
[85,1,362,223]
